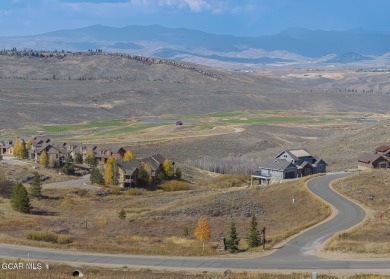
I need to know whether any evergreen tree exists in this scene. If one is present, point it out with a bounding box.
[123,150,135,161]
[74,152,83,164]
[118,208,126,220]
[175,167,182,180]
[90,167,104,185]
[246,214,261,248]
[11,182,31,213]
[136,167,150,187]
[30,172,42,199]
[66,153,73,163]
[226,222,239,253]
[61,163,75,175]
[39,150,49,167]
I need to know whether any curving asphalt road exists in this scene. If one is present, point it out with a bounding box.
[1,172,389,270]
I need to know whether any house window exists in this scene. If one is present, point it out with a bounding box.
[380,163,387,168]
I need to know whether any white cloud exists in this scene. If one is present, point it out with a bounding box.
[156,0,211,12]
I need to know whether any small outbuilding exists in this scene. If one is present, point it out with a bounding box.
[176,121,183,126]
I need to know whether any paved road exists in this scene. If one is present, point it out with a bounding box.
[1,173,389,270]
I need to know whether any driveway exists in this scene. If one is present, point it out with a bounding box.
[42,174,99,189]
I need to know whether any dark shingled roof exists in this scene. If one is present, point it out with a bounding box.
[116,160,140,175]
[141,154,166,170]
[259,159,295,171]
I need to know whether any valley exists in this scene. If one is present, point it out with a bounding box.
[1,51,390,278]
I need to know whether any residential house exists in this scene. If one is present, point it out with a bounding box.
[358,145,390,170]
[29,137,67,167]
[115,159,140,187]
[252,149,327,185]
[140,154,167,178]
[0,139,14,155]
[63,142,97,160]
[95,146,126,164]
[375,145,390,157]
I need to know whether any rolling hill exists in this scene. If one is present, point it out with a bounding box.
[1,25,390,70]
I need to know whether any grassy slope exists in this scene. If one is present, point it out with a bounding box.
[0,174,329,257]
[326,170,390,254]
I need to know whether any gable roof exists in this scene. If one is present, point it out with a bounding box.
[116,160,140,175]
[358,152,389,164]
[275,148,313,161]
[259,159,296,171]
[313,158,327,166]
[141,154,166,170]
[289,149,312,158]
[376,145,390,153]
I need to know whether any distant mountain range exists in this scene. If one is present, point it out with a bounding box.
[1,25,390,69]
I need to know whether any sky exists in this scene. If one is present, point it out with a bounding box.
[0,0,390,37]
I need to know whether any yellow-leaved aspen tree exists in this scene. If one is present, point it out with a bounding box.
[39,150,49,167]
[194,215,211,254]
[123,150,135,161]
[104,157,116,186]
[163,159,173,177]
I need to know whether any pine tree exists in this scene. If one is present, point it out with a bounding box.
[74,152,84,164]
[163,159,173,178]
[30,172,42,199]
[90,167,104,185]
[226,222,239,253]
[246,214,261,248]
[66,153,73,163]
[39,150,49,167]
[104,157,116,186]
[118,208,126,220]
[123,150,135,161]
[175,167,182,180]
[136,167,150,187]
[194,215,211,253]
[11,182,31,213]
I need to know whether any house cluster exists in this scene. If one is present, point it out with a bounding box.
[1,136,170,188]
[357,144,390,170]
[251,148,327,185]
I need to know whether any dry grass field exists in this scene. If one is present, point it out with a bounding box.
[326,170,390,254]
[0,173,329,256]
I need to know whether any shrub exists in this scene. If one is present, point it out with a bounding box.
[125,188,145,196]
[57,234,72,244]
[26,231,71,244]
[160,181,191,192]
[110,186,121,195]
